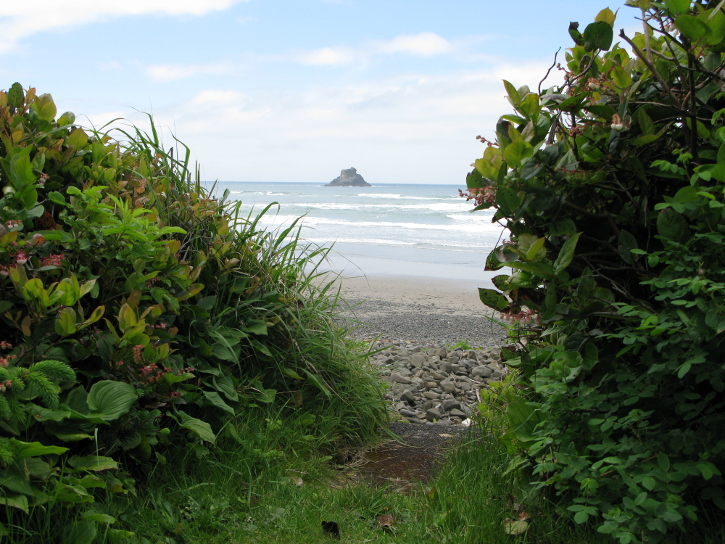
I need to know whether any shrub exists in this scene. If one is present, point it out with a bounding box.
[467,3,725,542]
[0,83,385,540]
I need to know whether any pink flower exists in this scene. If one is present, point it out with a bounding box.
[132,344,144,364]
[14,251,28,265]
[39,253,65,267]
[0,341,11,350]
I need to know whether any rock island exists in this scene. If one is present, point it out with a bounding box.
[326,167,371,187]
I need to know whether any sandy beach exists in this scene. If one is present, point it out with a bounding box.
[329,273,508,347]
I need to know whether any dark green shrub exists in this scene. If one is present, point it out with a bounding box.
[467,3,725,542]
[0,84,385,540]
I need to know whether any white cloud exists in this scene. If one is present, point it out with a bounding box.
[0,0,249,54]
[294,46,360,66]
[145,62,236,82]
[376,32,453,56]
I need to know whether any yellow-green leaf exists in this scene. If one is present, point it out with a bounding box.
[118,303,137,331]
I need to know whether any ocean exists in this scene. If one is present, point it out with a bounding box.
[210,181,505,284]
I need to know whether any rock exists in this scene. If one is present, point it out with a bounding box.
[423,391,441,400]
[471,365,493,379]
[442,399,462,412]
[399,409,418,418]
[399,389,416,403]
[425,406,443,422]
[449,408,467,419]
[326,167,371,187]
[389,372,412,384]
[440,379,456,393]
[410,354,426,368]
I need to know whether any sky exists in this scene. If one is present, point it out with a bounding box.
[1,1,640,184]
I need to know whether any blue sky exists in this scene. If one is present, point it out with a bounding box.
[1,1,639,184]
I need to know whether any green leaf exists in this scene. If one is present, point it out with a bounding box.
[68,455,119,472]
[117,303,137,331]
[203,391,236,415]
[55,307,77,336]
[665,0,691,14]
[62,519,97,544]
[478,288,508,312]
[504,140,534,169]
[595,7,617,26]
[656,209,690,243]
[13,440,69,459]
[86,381,137,421]
[177,411,216,444]
[583,21,614,51]
[0,494,28,514]
[242,319,268,335]
[675,14,711,41]
[525,237,546,261]
[67,128,89,149]
[33,93,57,122]
[658,452,671,472]
[495,187,521,216]
[611,66,632,88]
[303,369,332,398]
[553,233,582,275]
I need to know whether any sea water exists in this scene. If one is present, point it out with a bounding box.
[210,181,505,283]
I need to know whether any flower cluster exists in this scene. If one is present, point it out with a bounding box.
[459,186,496,206]
[0,354,17,367]
[0,341,11,350]
[0,379,13,392]
[502,308,539,326]
[39,253,65,268]
[132,344,144,364]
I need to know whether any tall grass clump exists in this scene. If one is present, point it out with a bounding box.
[0,82,386,541]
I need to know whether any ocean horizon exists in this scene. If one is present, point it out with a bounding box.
[207,181,505,285]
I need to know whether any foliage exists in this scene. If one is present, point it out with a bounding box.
[0,83,386,540]
[466,2,725,542]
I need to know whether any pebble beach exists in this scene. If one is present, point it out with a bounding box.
[334,274,510,426]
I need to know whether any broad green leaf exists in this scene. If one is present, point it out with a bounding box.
[656,209,690,243]
[611,66,633,88]
[67,128,89,149]
[13,440,68,459]
[62,518,97,544]
[242,319,268,335]
[478,288,508,312]
[675,14,711,41]
[503,79,521,106]
[553,232,582,275]
[117,303,137,331]
[203,391,236,415]
[664,0,690,14]
[496,187,520,216]
[68,455,119,471]
[504,140,533,169]
[618,230,639,264]
[33,93,57,122]
[595,7,617,26]
[658,452,671,472]
[177,411,216,444]
[86,381,137,421]
[55,307,77,336]
[583,21,614,51]
[525,237,546,261]
[0,495,28,513]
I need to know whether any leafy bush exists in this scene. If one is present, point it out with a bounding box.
[0,83,386,540]
[467,3,725,542]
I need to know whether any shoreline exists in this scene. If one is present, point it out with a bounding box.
[327,273,508,348]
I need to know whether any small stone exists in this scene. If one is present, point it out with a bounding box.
[435,348,448,358]
[423,391,441,400]
[389,372,412,384]
[442,399,462,411]
[447,353,461,363]
[425,406,443,421]
[399,389,415,403]
[440,380,456,393]
[450,408,467,418]
[425,381,438,390]
[459,383,472,391]
[400,409,418,418]
[440,362,453,373]
[410,354,426,367]
[465,350,478,361]
[472,365,493,378]
[491,370,505,379]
